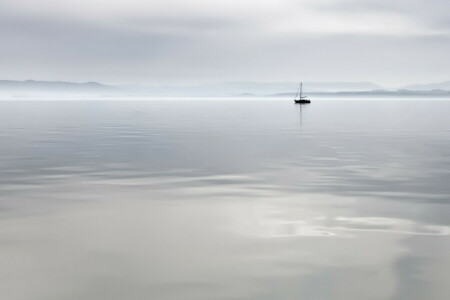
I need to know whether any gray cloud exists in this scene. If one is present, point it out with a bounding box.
[0,0,448,86]
[314,0,450,32]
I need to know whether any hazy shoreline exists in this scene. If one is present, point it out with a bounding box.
[2,79,450,100]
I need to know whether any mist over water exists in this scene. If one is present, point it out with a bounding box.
[0,100,449,300]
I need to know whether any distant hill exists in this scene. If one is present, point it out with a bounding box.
[271,89,450,98]
[1,79,450,98]
[0,80,384,98]
[403,81,450,91]
[0,80,118,96]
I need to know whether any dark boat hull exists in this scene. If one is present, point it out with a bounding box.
[294,99,311,104]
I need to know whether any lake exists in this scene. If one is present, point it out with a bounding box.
[0,100,449,300]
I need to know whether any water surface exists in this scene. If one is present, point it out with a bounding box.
[0,100,449,300]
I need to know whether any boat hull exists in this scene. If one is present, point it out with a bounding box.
[294,99,311,104]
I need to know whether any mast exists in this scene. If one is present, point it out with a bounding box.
[300,82,303,99]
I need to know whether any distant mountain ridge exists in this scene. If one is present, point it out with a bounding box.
[1,79,450,98]
[402,81,450,91]
[272,89,450,98]
[0,80,117,94]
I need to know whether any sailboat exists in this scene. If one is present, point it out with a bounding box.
[294,82,311,104]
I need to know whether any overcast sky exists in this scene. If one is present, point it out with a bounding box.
[0,0,449,86]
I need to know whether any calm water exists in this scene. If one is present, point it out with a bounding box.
[0,100,449,300]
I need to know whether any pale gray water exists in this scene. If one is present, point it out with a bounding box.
[0,100,449,300]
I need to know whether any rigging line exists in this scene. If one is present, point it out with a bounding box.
[295,83,301,100]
